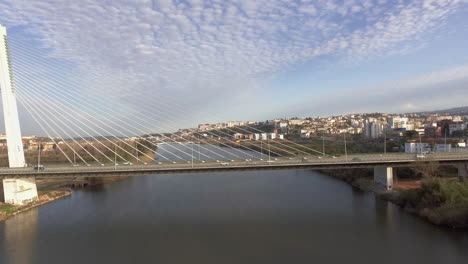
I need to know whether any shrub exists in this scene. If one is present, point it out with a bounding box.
[420,179,446,208]
[399,179,468,208]
[438,180,468,207]
[0,204,17,214]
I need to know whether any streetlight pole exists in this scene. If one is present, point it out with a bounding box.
[419,134,423,155]
[344,134,348,162]
[114,144,117,170]
[445,129,447,146]
[268,138,271,163]
[191,142,194,168]
[384,130,387,155]
[135,141,138,163]
[322,136,325,156]
[261,140,263,160]
[37,143,41,172]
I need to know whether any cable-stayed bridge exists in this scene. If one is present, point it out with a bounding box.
[1,24,467,205]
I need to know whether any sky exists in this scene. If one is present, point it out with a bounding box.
[1,0,468,135]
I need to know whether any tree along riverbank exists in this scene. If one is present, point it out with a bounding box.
[321,166,468,229]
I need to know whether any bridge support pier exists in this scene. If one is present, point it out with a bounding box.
[374,167,393,191]
[457,164,467,182]
[2,178,38,205]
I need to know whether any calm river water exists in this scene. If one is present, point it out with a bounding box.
[1,145,468,263]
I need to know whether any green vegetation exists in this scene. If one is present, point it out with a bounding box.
[396,179,468,228]
[324,160,468,229]
[0,203,18,214]
[45,190,69,199]
[284,136,388,155]
[1,190,72,221]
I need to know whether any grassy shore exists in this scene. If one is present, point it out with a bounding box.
[322,168,468,229]
[0,190,71,222]
[381,179,468,228]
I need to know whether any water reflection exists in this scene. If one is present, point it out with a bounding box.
[1,169,468,263]
[1,208,38,264]
[375,198,396,232]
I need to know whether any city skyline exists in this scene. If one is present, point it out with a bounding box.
[4,105,467,140]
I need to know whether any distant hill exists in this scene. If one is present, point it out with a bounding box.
[411,106,468,115]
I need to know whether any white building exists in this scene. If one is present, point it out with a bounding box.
[449,123,466,135]
[233,133,243,139]
[406,122,415,131]
[437,116,452,121]
[275,121,288,129]
[227,121,244,127]
[389,117,409,129]
[198,124,211,131]
[405,143,431,154]
[289,119,305,126]
[364,120,382,139]
[216,123,226,129]
[415,128,425,135]
[435,144,452,152]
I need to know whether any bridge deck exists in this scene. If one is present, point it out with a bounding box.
[0,153,467,178]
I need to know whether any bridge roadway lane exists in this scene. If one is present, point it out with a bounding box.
[0,152,467,178]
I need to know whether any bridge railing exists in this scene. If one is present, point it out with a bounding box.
[0,152,467,176]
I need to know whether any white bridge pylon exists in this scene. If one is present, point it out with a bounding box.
[0,25,38,205]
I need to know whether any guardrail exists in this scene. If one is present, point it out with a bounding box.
[0,152,467,177]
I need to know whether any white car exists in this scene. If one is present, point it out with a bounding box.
[220,162,230,165]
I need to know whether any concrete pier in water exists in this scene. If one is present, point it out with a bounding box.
[374,167,393,190]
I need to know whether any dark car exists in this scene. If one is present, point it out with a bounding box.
[33,165,45,171]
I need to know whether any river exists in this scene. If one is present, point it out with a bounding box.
[1,145,468,263]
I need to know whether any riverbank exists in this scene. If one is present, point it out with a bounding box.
[380,179,468,229]
[0,190,71,222]
[0,175,129,222]
[321,169,468,229]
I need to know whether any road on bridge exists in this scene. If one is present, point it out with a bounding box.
[0,152,467,178]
